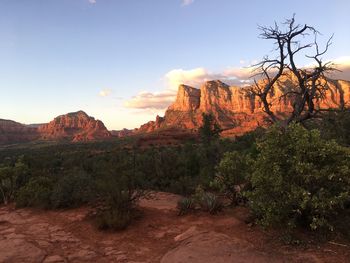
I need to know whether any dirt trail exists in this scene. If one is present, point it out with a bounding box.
[0,192,349,263]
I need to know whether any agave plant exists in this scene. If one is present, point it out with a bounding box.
[177,197,195,216]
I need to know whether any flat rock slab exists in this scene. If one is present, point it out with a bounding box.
[161,231,283,263]
[0,238,46,263]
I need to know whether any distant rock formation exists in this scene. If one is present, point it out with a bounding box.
[0,111,111,145]
[110,128,133,138]
[137,77,350,136]
[38,111,111,142]
[0,119,40,144]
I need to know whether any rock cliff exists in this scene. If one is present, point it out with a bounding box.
[137,77,350,136]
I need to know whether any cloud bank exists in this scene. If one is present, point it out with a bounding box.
[124,91,176,110]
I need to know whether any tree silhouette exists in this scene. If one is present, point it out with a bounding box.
[249,15,338,126]
[199,113,221,144]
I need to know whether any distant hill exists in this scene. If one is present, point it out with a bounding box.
[0,111,111,145]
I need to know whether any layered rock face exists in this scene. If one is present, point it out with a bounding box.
[0,119,40,144]
[38,111,111,142]
[137,78,350,136]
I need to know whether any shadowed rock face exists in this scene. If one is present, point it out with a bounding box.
[0,111,111,144]
[137,77,350,136]
[38,111,111,142]
[0,119,40,144]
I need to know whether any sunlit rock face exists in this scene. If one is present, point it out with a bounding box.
[136,77,350,137]
[38,111,111,142]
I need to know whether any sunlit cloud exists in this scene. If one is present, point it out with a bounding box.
[98,89,112,97]
[330,56,350,80]
[124,90,176,110]
[165,66,254,89]
[88,0,96,4]
[303,56,350,80]
[181,0,194,6]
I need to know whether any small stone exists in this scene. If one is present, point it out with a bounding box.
[116,254,127,262]
[43,255,66,263]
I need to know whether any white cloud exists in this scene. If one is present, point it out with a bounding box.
[124,90,176,110]
[99,89,112,97]
[181,0,194,6]
[88,0,96,4]
[165,68,212,90]
[164,66,255,91]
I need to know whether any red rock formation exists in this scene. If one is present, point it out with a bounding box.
[38,111,111,142]
[110,128,133,138]
[137,77,350,137]
[0,119,40,144]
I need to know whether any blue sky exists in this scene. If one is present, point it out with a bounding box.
[1,0,350,129]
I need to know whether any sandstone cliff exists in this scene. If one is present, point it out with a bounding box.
[38,111,111,142]
[137,78,350,136]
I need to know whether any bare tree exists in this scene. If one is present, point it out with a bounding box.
[249,15,337,126]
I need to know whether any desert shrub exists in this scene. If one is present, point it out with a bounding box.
[50,169,95,208]
[215,151,251,205]
[95,173,143,231]
[0,156,29,205]
[316,110,350,146]
[199,192,223,214]
[246,123,350,233]
[177,197,195,215]
[95,208,133,231]
[192,186,223,214]
[16,176,54,208]
[0,166,15,205]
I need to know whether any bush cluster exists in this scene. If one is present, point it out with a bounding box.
[246,124,350,232]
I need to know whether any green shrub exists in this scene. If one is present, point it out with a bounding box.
[192,187,223,214]
[198,192,223,214]
[95,173,143,231]
[50,170,95,208]
[95,208,133,231]
[177,197,195,215]
[246,123,350,232]
[310,110,350,146]
[16,176,54,208]
[216,151,251,204]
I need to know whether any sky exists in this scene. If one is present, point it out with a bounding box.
[1,0,350,130]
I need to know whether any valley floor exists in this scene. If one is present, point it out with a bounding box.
[0,192,349,263]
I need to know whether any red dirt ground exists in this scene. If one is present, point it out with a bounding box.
[0,192,349,263]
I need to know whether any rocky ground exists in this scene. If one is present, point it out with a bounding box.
[0,192,349,263]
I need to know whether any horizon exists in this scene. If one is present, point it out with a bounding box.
[1,0,350,130]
